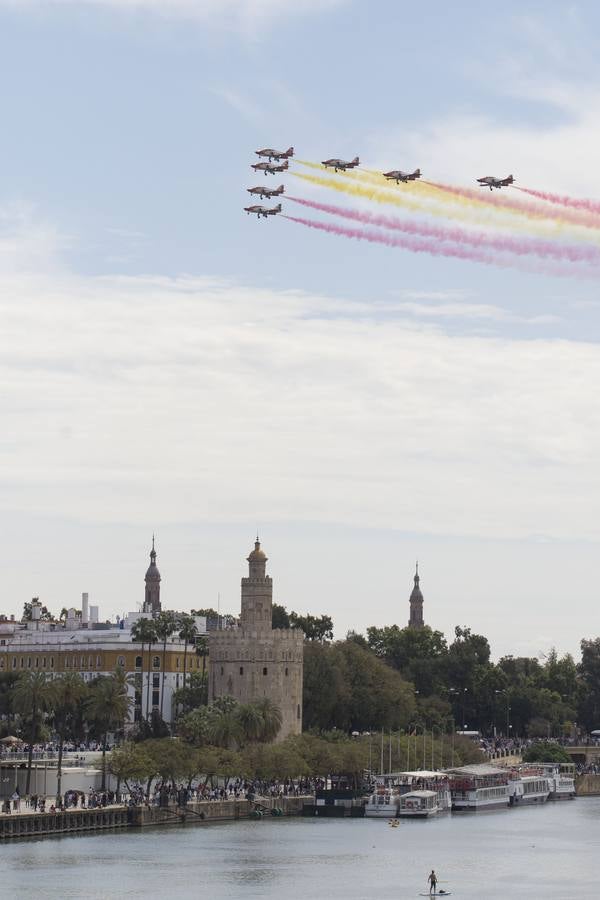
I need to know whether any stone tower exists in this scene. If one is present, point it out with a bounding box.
[408,562,424,628]
[144,536,161,616]
[209,537,304,741]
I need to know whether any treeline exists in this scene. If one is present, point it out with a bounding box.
[298,617,599,737]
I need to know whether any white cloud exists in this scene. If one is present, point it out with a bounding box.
[1,212,600,544]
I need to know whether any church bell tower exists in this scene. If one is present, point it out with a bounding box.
[144,536,162,616]
[408,562,424,628]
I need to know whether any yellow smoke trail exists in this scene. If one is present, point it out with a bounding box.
[293,167,600,244]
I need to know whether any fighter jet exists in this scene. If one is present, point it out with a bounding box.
[251,160,289,176]
[255,146,294,161]
[321,156,360,172]
[243,203,283,219]
[383,168,421,184]
[247,184,285,200]
[477,174,515,191]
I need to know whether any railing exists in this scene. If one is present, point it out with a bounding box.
[0,751,103,766]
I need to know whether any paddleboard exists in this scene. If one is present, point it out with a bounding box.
[418,894,452,897]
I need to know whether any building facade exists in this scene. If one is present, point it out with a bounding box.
[408,563,425,628]
[209,539,304,741]
[0,543,206,725]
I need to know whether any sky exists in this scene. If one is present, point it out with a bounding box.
[1,0,600,660]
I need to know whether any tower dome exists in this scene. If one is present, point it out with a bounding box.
[247,536,267,563]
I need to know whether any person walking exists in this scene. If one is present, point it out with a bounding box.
[428,870,438,896]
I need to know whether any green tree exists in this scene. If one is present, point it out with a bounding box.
[237,703,264,743]
[289,612,333,641]
[52,673,87,800]
[154,611,177,721]
[12,671,56,794]
[522,742,571,764]
[272,603,290,629]
[367,624,447,695]
[177,707,211,745]
[86,668,132,789]
[177,613,198,711]
[207,706,244,749]
[254,697,283,742]
[131,617,157,723]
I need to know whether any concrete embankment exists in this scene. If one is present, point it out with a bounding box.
[575,775,600,796]
[0,795,308,840]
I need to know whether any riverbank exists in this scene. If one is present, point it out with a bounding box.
[0,795,309,840]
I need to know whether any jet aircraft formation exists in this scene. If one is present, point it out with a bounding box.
[244,146,294,218]
[244,147,517,219]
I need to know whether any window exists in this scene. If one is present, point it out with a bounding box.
[96,655,101,668]
[65,657,71,668]
[35,658,39,668]
[285,667,288,676]
[89,656,93,669]
[152,690,160,708]
[0,639,5,646]
[117,655,125,668]
[0,659,3,669]
[12,658,16,669]
[297,704,301,719]
[20,658,24,668]
[50,657,54,669]
[239,666,244,676]
[42,657,47,668]
[153,674,160,688]
[135,656,142,669]
[176,658,180,669]
[176,675,179,688]
[27,657,31,668]
[220,666,224,676]
[263,667,268,676]
[152,656,160,669]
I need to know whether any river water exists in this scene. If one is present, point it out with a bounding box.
[1,798,597,899]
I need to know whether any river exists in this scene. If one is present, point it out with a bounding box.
[1,798,597,899]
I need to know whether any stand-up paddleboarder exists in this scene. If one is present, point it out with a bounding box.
[428,870,438,896]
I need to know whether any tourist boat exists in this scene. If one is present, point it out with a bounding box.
[508,769,552,805]
[364,784,400,818]
[384,771,452,812]
[398,789,439,818]
[447,764,510,811]
[520,762,576,800]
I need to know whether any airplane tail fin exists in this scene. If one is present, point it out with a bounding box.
[286,147,294,156]
[414,168,421,176]
[276,203,282,212]
[282,160,289,169]
[278,185,285,194]
[352,156,359,165]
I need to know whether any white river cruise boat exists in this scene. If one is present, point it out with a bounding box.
[521,762,576,800]
[447,764,510,811]
[364,784,400,818]
[399,789,440,818]
[508,768,552,805]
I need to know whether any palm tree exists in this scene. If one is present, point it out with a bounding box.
[154,611,177,721]
[255,697,283,743]
[237,703,264,744]
[207,707,244,749]
[53,673,87,800]
[195,635,209,706]
[177,614,197,713]
[131,617,157,723]
[86,668,132,790]
[12,671,56,795]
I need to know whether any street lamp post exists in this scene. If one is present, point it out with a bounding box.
[495,690,511,738]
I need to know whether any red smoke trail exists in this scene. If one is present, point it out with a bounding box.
[423,180,600,231]
[287,196,600,264]
[515,186,600,216]
[283,215,598,278]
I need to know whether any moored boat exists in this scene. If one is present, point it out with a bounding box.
[508,768,552,805]
[446,764,510,811]
[398,789,439,818]
[364,784,399,818]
